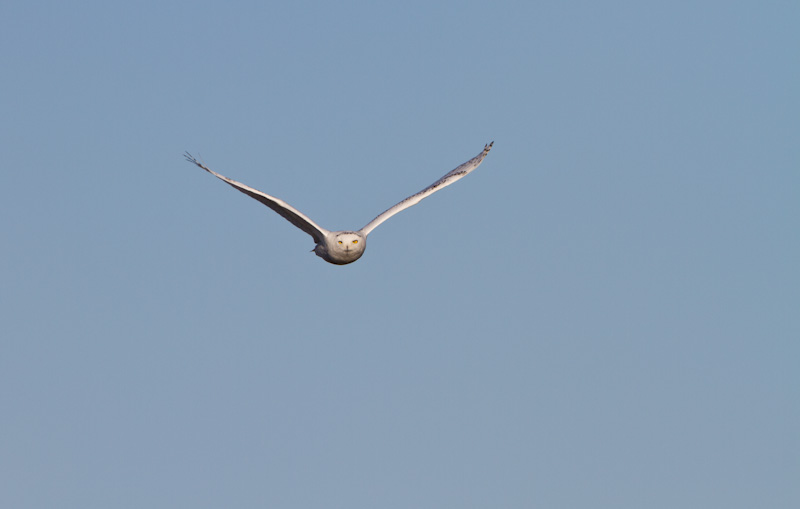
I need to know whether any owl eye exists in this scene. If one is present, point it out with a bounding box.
[338,241,343,244]
[352,240,358,244]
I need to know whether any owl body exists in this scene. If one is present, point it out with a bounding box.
[185,142,492,265]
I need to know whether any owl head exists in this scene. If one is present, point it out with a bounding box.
[314,231,367,264]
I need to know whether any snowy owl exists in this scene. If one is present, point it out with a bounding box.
[184,142,493,265]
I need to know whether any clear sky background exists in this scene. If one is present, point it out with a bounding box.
[1,1,798,507]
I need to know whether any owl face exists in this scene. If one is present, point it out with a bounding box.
[333,232,364,253]
[315,231,367,264]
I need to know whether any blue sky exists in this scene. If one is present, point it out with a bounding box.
[1,1,798,507]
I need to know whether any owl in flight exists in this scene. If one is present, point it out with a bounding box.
[185,142,493,265]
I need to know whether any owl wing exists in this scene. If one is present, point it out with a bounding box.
[359,142,493,236]
[185,153,330,244]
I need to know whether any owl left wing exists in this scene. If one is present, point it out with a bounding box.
[359,142,493,236]
[184,153,330,244]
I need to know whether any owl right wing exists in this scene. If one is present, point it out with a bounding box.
[185,153,330,244]
[359,142,493,236]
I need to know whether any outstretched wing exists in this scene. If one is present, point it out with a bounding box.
[184,153,330,244]
[359,142,493,236]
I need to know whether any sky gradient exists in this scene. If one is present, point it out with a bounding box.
[1,1,798,507]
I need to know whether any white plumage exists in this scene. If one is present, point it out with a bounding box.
[184,142,493,265]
